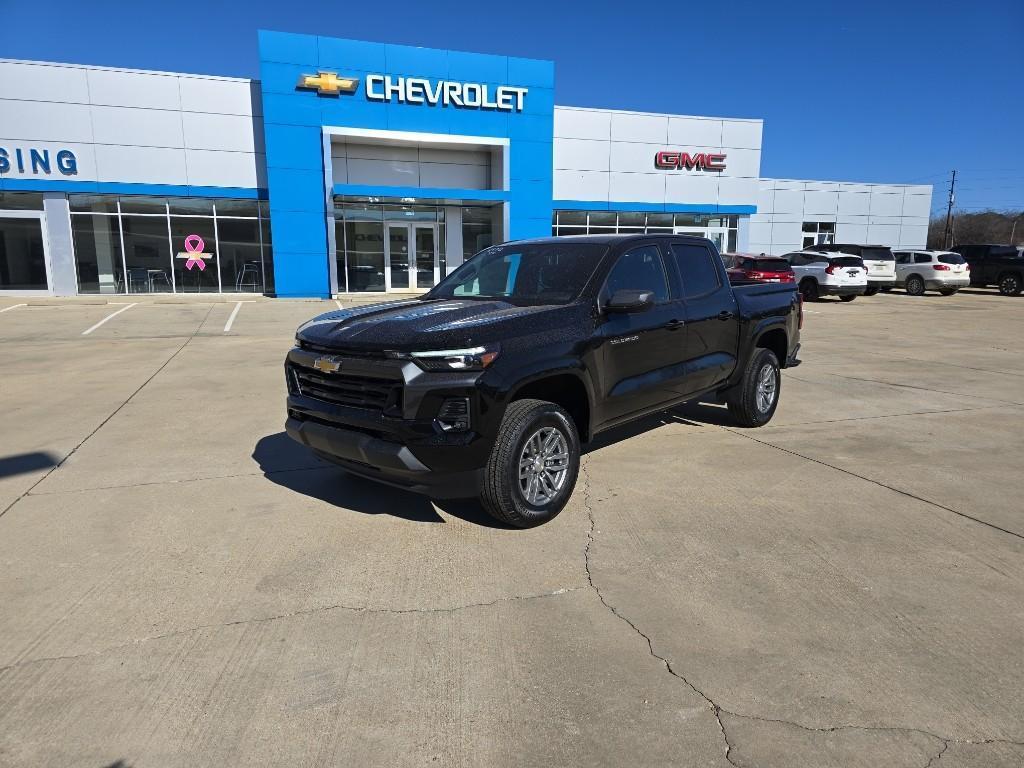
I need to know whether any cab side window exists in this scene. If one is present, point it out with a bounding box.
[603,245,670,304]
[670,243,722,298]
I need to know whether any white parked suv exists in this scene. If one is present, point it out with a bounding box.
[784,250,867,302]
[813,244,897,295]
[893,250,971,296]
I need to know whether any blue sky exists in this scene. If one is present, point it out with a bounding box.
[4,0,1022,214]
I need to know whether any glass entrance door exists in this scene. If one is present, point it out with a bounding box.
[0,212,49,292]
[674,226,729,254]
[385,223,437,291]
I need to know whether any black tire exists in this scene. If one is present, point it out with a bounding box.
[799,279,819,302]
[998,272,1022,296]
[864,286,880,296]
[939,288,959,296]
[481,399,580,528]
[906,275,926,296]
[840,294,857,302]
[726,348,781,428]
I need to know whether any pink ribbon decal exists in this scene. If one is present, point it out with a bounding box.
[183,234,207,271]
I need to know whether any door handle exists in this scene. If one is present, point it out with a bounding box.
[665,319,685,331]
[717,311,734,321]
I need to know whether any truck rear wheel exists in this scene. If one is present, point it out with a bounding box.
[726,348,781,428]
[481,399,580,528]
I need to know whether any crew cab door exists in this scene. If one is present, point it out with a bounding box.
[666,241,740,395]
[594,243,687,423]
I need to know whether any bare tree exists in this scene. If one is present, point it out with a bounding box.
[927,209,1024,249]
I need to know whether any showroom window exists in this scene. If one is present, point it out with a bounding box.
[462,207,493,261]
[69,195,273,294]
[552,211,739,252]
[801,221,835,249]
[0,193,48,292]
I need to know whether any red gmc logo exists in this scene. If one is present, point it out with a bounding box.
[655,151,727,172]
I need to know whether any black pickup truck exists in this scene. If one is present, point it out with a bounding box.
[286,234,802,527]
[950,244,1023,295]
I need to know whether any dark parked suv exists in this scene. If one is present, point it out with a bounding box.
[286,235,802,527]
[950,244,1023,295]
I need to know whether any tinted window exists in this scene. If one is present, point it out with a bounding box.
[430,242,608,304]
[861,247,895,262]
[992,246,1018,257]
[603,245,670,303]
[896,253,911,264]
[938,253,965,264]
[830,256,864,268]
[754,259,792,272]
[914,254,931,264]
[671,243,721,298]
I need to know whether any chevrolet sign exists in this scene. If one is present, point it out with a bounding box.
[366,75,528,112]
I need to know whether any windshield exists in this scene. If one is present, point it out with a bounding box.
[861,247,895,262]
[428,242,609,304]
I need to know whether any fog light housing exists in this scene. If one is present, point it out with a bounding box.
[435,397,471,432]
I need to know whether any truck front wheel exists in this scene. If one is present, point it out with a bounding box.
[726,348,781,428]
[481,398,580,528]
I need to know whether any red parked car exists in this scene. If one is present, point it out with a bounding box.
[723,253,795,283]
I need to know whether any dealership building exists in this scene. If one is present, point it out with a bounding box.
[0,30,933,298]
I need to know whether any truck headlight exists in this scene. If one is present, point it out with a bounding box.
[401,345,500,372]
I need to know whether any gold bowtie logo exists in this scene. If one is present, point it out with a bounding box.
[297,71,359,96]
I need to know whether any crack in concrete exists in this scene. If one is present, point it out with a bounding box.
[577,459,1024,766]
[0,586,583,677]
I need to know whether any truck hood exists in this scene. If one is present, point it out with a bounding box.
[296,298,578,351]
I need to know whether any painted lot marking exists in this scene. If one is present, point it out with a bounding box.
[335,300,343,310]
[1,303,27,313]
[82,303,137,335]
[223,301,244,333]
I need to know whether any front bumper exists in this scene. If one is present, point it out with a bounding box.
[285,417,482,498]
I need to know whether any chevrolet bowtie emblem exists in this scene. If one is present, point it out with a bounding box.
[297,71,359,96]
[312,355,343,374]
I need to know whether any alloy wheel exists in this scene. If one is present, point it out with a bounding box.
[755,363,777,413]
[518,427,570,506]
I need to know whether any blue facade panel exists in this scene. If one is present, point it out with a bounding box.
[259,30,554,298]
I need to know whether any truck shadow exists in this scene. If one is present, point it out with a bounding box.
[584,400,732,453]
[251,433,512,528]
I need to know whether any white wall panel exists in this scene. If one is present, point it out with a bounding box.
[182,112,256,152]
[902,193,931,218]
[664,173,718,204]
[608,172,665,203]
[331,156,348,184]
[0,100,93,142]
[343,143,418,162]
[91,105,184,148]
[718,148,760,178]
[771,189,804,215]
[666,117,721,146]
[756,184,774,212]
[610,112,668,143]
[554,108,611,140]
[899,225,928,248]
[721,120,762,149]
[609,141,661,172]
[553,169,610,202]
[553,138,609,172]
[749,221,773,244]
[869,193,904,217]
[179,77,257,116]
[719,176,759,206]
[866,224,901,244]
[185,149,262,188]
[0,61,90,102]
[87,69,181,110]
[803,190,839,215]
[94,144,187,184]
[837,191,871,216]
[836,223,869,242]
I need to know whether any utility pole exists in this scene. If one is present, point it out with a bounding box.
[943,170,956,249]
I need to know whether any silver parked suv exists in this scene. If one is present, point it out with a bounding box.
[893,250,970,296]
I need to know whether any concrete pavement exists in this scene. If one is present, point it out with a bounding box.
[0,290,1022,767]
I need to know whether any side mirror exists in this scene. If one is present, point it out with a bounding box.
[606,289,655,313]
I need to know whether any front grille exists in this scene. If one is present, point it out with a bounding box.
[298,340,387,359]
[290,363,401,412]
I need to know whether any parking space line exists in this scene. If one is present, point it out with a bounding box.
[223,301,244,333]
[0,303,27,313]
[335,300,343,310]
[82,303,137,335]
